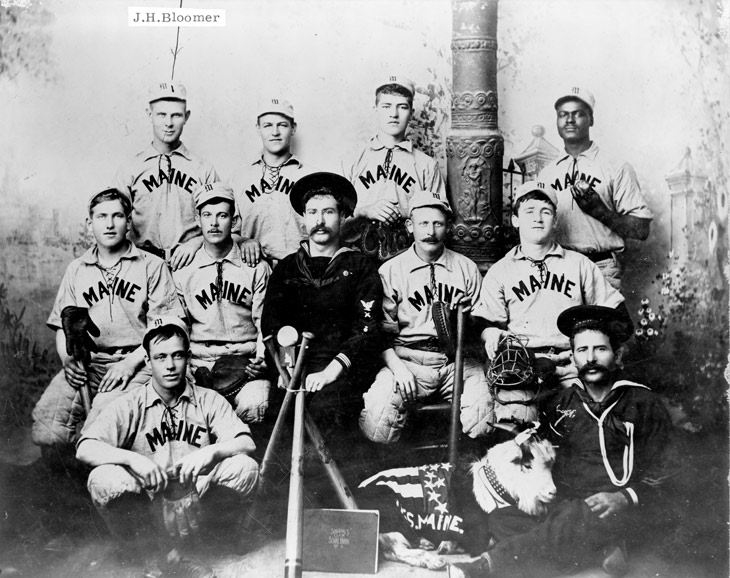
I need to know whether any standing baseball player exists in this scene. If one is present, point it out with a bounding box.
[538,87,652,290]
[31,188,183,463]
[173,182,272,424]
[232,97,316,265]
[359,191,493,445]
[261,172,385,440]
[76,316,259,578]
[341,76,447,261]
[472,181,631,410]
[112,81,220,270]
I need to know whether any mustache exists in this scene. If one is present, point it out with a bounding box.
[578,362,610,375]
[421,236,439,243]
[310,226,332,235]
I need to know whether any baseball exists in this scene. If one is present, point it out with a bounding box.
[277,325,299,348]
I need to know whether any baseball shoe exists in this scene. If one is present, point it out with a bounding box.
[165,548,216,578]
[601,543,628,577]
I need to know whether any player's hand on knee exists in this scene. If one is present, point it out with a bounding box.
[240,238,262,266]
[585,491,629,518]
[98,358,136,392]
[175,446,217,484]
[481,327,507,359]
[390,360,417,402]
[128,454,168,493]
[359,199,400,224]
[62,356,87,389]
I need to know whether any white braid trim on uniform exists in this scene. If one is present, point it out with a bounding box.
[582,399,634,487]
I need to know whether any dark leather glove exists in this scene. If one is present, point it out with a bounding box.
[158,477,202,540]
[60,306,100,362]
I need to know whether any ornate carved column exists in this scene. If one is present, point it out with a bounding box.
[447,0,503,271]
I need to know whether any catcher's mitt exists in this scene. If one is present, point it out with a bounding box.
[60,306,100,363]
[485,336,538,406]
[193,354,250,404]
[342,216,412,262]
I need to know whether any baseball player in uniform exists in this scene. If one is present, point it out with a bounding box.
[359,191,493,444]
[173,182,272,423]
[538,87,652,290]
[31,188,183,460]
[449,306,673,578]
[342,76,447,223]
[232,98,316,265]
[261,172,386,439]
[76,317,259,577]
[472,181,631,409]
[112,82,220,270]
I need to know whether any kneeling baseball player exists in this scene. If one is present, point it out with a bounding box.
[76,317,259,578]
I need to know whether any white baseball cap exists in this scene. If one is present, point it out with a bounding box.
[409,190,453,217]
[148,81,187,104]
[376,75,415,97]
[143,316,190,350]
[257,97,295,121]
[513,181,558,209]
[193,182,235,210]
[554,87,595,112]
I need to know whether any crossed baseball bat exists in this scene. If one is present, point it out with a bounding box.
[245,326,358,578]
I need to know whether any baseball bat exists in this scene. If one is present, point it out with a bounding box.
[79,376,92,415]
[448,305,467,469]
[283,330,313,578]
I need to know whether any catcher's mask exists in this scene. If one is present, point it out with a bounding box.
[486,336,537,405]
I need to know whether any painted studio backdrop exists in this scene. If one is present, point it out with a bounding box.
[0,0,727,573]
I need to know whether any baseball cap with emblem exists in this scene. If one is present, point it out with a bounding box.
[513,181,558,210]
[289,172,357,217]
[143,316,190,351]
[376,75,415,97]
[554,86,595,112]
[257,97,295,121]
[557,305,632,343]
[408,190,453,217]
[193,182,235,210]
[148,81,187,104]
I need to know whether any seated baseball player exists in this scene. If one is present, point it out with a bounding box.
[173,182,272,424]
[261,172,386,439]
[341,75,446,261]
[472,181,631,415]
[232,97,317,266]
[449,305,674,578]
[359,191,494,445]
[76,317,259,578]
[112,81,220,270]
[31,188,184,463]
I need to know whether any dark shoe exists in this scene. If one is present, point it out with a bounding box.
[448,554,492,578]
[602,543,628,577]
[166,548,216,578]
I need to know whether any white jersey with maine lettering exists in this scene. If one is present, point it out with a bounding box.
[113,143,219,252]
[472,244,624,350]
[47,243,184,349]
[232,154,316,260]
[537,142,652,253]
[173,244,271,355]
[343,136,447,218]
[379,246,481,346]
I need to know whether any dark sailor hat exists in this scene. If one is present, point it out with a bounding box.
[289,172,357,217]
[557,305,632,343]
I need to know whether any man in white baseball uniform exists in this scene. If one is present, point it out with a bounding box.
[32,188,184,461]
[113,82,220,270]
[538,87,652,290]
[472,181,631,412]
[359,191,493,444]
[233,98,316,266]
[173,182,271,424]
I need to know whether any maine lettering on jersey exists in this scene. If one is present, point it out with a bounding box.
[146,420,207,451]
[82,277,141,307]
[548,170,602,192]
[142,168,197,194]
[244,176,296,203]
[195,280,252,310]
[407,283,465,312]
[511,271,576,302]
[395,499,464,535]
[359,163,416,192]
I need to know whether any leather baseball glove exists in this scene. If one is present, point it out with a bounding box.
[193,354,250,404]
[60,306,100,362]
[157,476,202,540]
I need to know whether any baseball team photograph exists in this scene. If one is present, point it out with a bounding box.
[0,1,727,578]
